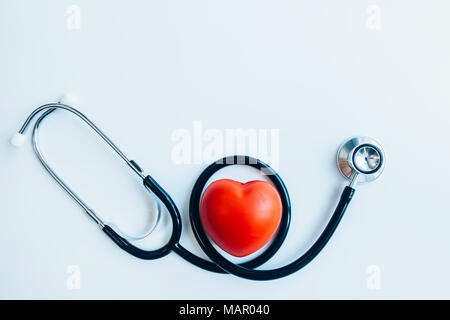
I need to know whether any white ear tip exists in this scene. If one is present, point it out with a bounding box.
[10,133,26,147]
[59,93,79,106]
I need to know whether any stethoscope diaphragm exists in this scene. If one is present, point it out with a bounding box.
[337,136,385,184]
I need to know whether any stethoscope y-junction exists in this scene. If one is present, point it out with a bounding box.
[11,95,385,281]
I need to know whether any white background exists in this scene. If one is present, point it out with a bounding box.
[1,0,450,299]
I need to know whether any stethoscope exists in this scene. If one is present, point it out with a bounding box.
[11,95,385,281]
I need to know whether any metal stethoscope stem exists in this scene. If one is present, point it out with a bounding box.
[12,98,385,280]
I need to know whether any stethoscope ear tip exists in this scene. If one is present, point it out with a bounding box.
[10,132,26,147]
[11,93,79,148]
[59,93,79,106]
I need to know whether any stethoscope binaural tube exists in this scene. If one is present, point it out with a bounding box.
[13,103,177,259]
[12,98,385,280]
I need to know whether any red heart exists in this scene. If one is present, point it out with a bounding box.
[200,179,282,257]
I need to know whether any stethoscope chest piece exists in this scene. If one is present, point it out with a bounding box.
[337,136,385,184]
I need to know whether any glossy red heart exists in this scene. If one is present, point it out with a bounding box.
[200,179,282,257]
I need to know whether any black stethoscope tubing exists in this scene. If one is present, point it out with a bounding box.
[15,103,358,281]
[103,155,354,280]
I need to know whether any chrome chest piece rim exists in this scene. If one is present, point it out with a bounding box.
[337,136,385,184]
